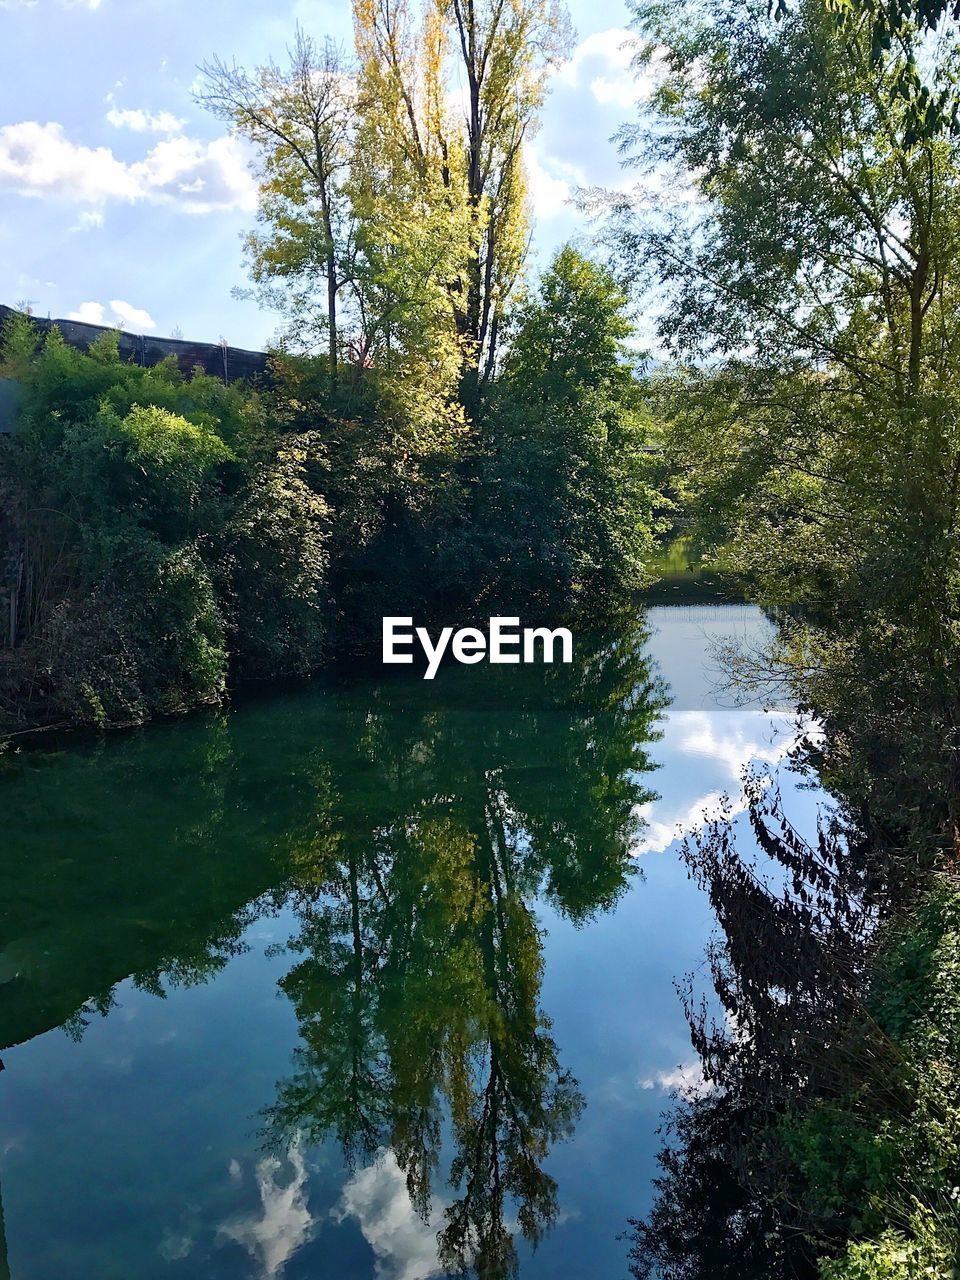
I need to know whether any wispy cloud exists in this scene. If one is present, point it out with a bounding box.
[106,107,187,135]
[335,1150,447,1280]
[639,1060,712,1099]
[673,710,799,782]
[72,208,104,231]
[219,1139,314,1280]
[636,789,744,856]
[633,710,810,854]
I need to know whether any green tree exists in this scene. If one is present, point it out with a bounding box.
[350,0,571,414]
[198,30,354,386]
[609,0,960,841]
[473,246,659,610]
[0,321,331,727]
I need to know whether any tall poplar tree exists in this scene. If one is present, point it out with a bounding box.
[201,0,571,419]
[347,0,474,430]
[348,0,571,414]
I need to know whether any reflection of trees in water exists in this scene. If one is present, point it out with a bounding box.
[628,777,879,1280]
[0,714,285,1055]
[627,644,938,1280]
[0,624,665,1278]
[267,628,665,1278]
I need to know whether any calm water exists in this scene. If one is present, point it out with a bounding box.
[0,606,820,1280]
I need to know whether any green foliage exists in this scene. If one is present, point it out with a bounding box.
[226,432,330,678]
[0,321,331,728]
[472,247,661,611]
[615,0,960,1250]
[613,0,960,651]
[820,1208,958,1280]
[0,289,657,727]
[788,882,960,1273]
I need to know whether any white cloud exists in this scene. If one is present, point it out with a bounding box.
[674,710,799,782]
[110,299,156,330]
[67,301,105,324]
[558,28,633,87]
[106,107,187,135]
[525,146,573,220]
[635,789,742,856]
[0,121,257,214]
[219,1139,314,1280]
[67,299,157,330]
[555,27,668,111]
[0,122,141,202]
[335,1151,446,1280]
[588,73,637,110]
[557,28,636,108]
[632,710,813,854]
[0,0,102,8]
[639,1060,712,1099]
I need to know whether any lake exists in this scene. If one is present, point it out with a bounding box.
[0,605,821,1280]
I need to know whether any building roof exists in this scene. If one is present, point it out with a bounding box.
[0,304,269,385]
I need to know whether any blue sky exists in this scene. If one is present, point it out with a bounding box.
[0,0,646,351]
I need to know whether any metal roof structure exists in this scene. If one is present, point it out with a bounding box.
[0,304,269,387]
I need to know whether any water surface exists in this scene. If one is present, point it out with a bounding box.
[0,605,816,1279]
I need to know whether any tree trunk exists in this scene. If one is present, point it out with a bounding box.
[327,251,338,394]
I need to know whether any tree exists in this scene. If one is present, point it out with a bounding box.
[206,0,572,419]
[351,0,572,413]
[800,0,960,140]
[475,246,659,609]
[198,29,354,386]
[347,0,475,429]
[607,0,960,839]
[444,0,572,407]
[606,6,960,1270]
[0,320,332,729]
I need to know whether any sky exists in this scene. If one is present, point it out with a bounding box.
[0,0,647,352]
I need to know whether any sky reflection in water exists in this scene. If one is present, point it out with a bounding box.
[0,604,819,1280]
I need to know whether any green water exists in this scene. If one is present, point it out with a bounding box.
[643,535,738,604]
[0,606,812,1279]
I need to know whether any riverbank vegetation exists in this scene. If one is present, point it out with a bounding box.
[0,0,668,739]
[612,0,960,1273]
[0,239,657,736]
